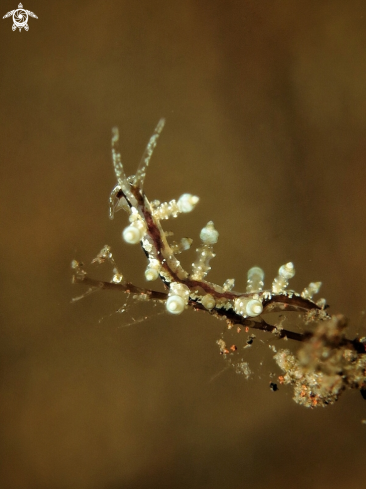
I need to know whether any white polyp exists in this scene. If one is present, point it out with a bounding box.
[177,194,199,213]
[246,266,265,293]
[166,295,186,314]
[245,299,263,317]
[122,223,144,244]
[200,221,219,245]
[301,281,322,299]
[201,294,216,310]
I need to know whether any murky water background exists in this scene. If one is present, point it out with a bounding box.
[1,1,366,487]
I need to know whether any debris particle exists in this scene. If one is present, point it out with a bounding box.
[217,339,227,354]
[235,361,251,378]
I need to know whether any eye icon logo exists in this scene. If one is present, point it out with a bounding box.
[3,3,38,31]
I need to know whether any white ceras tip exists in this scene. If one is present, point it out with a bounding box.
[166,282,190,315]
[177,194,199,213]
[301,281,322,299]
[245,299,263,317]
[234,296,263,317]
[309,281,322,294]
[145,269,159,281]
[122,224,143,244]
[200,221,219,244]
[166,295,186,314]
[145,258,160,281]
[201,294,216,310]
[247,266,265,281]
[279,262,295,279]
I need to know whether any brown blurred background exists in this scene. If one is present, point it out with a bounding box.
[1,1,366,487]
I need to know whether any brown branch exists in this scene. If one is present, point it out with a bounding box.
[72,272,365,354]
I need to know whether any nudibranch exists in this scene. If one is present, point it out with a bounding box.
[108,119,326,322]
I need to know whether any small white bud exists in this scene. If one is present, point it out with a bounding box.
[144,258,161,281]
[245,299,263,317]
[177,194,199,213]
[166,282,190,315]
[279,262,295,279]
[316,298,327,309]
[145,269,159,281]
[234,296,263,318]
[200,221,219,244]
[201,294,216,310]
[112,269,123,283]
[123,224,143,244]
[166,295,186,314]
[122,218,145,244]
